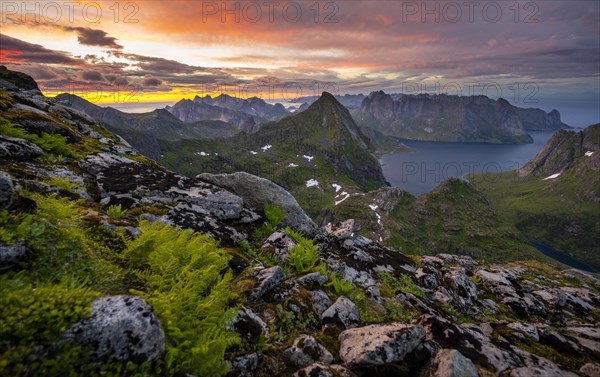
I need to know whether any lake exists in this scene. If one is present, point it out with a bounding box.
[380,131,557,196]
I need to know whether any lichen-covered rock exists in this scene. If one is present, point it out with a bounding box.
[580,363,600,377]
[507,323,539,342]
[226,353,258,377]
[443,267,478,306]
[197,172,318,236]
[249,266,286,300]
[538,327,581,355]
[338,323,426,368]
[321,296,361,329]
[262,230,296,264]
[283,335,333,368]
[311,290,332,317]
[565,326,600,358]
[0,170,13,210]
[0,241,30,271]
[228,307,268,344]
[423,349,479,377]
[324,219,354,240]
[292,363,356,377]
[296,272,328,288]
[503,345,579,377]
[62,295,165,363]
[0,135,43,161]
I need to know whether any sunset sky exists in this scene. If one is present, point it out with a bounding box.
[1,0,599,125]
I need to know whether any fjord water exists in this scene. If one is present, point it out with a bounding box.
[380,131,557,196]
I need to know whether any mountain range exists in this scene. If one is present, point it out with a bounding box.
[354,91,569,144]
[1,65,599,377]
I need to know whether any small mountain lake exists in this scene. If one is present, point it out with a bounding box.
[380,131,557,196]
[529,240,598,273]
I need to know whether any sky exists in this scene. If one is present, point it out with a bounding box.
[1,0,599,126]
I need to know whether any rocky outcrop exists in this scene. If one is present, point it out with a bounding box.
[248,266,286,300]
[0,241,30,271]
[284,335,333,368]
[0,170,13,209]
[321,296,361,329]
[62,295,165,363]
[228,307,268,344]
[0,135,43,161]
[197,172,318,236]
[423,349,479,377]
[338,323,426,368]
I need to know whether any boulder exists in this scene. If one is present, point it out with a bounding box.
[196,172,318,236]
[62,295,165,363]
[296,272,329,288]
[0,241,30,271]
[443,267,478,305]
[262,230,296,264]
[226,353,258,377]
[0,135,43,161]
[423,349,479,377]
[228,307,268,344]
[248,266,286,300]
[580,363,600,377]
[338,323,426,368]
[0,171,13,210]
[321,296,361,329]
[538,327,581,355]
[507,323,539,342]
[310,290,332,317]
[324,219,355,240]
[283,334,333,368]
[292,363,356,377]
[565,327,600,358]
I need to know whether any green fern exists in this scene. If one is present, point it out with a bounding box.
[284,227,321,274]
[125,221,240,376]
[106,204,127,219]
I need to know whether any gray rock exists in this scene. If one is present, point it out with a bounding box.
[79,152,139,175]
[580,363,600,377]
[504,345,579,377]
[539,327,581,355]
[338,323,426,367]
[227,353,258,377]
[283,334,333,368]
[249,266,286,300]
[311,290,332,317]
[507,323,539,342]
[262,230,296,264]
[292,363,356,377]
[166,181,244,220]
[196,172,318,236]
[228,307,268,344]
[296,272,328,288]
[423,349,479,377]
[565,326,600,358]
[62,295,165,363]
[443,267,478,306]
[0,241,30,271]
[323,219,354,240]
[0,171,13,210]
[0,135,43,161]
[321,296,361,329]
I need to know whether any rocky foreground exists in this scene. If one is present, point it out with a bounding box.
[1,66,599,376]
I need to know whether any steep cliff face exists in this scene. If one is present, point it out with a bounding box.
[519,124,600,177]
[354,91,568,143]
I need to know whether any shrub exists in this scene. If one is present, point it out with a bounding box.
[264,203,286,227]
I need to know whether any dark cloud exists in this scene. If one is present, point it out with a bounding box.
[61,26,123,49]
[142,77,162,86]
[81,71,104,81]
[0,33,81,64]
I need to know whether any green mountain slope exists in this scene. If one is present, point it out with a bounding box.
[158,92,389,216]
[474,124,600,269]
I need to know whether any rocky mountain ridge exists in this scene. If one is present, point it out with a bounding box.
[1,66,599,377]
[353,91,569,143]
